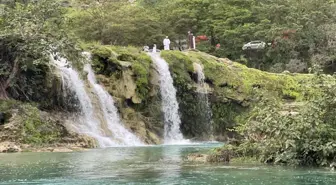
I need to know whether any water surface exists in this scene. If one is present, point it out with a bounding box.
[0,143,335,185]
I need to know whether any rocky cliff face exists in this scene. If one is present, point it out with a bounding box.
[160,50,323,141]
[0,45,328,152]
[88,45,323,142]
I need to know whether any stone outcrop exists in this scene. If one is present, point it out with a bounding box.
[0,142,21,153]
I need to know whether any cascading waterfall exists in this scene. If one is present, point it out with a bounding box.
[148,53,187,144]
[51,55,116,147]
[194,63,214,139]
[84,64,143,146]
[51,54,143,147]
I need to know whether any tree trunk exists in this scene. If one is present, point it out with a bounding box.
[0,82,9,100]
[0,58,19,100]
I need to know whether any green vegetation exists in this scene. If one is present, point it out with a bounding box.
[86,44,152,102]
[162,51,336,166]
[66,0,336,73]
[0,100,63,146]
[228,74,336,166]
[0,0,80,103]
[21,105,62,145]
[132,54,152,100]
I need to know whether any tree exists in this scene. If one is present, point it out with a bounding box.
[0,0,80,100]
[69,1,165,46]
[68,0,336,73]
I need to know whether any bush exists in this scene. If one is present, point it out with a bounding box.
[21,105,62,145]
[234,75,336,166]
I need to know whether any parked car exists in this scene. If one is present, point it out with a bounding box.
[242,41,266,50]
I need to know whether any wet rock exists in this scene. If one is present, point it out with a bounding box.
[0,142,21,153]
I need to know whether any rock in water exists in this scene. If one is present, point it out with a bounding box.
[0,142,21,153]
[187,153,208,163]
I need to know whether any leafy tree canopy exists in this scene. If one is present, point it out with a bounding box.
[0,0,80,100]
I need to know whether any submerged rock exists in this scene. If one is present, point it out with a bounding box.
[186,153,208,162]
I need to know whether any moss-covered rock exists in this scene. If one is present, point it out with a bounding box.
[0,100,96,151]
[86,44,163,144]
[161,50,325,141]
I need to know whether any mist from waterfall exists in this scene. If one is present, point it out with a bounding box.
[148,53,188,144]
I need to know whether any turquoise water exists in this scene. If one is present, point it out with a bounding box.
[0,143,335,185]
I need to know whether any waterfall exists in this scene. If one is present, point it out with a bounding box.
[51,54,143,147]
[84,64,143,146]
[51,55,116,147]
[194,63,213,139]
[148,53,187,144]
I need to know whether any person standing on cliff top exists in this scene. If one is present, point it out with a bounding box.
[163,36,171,50]
[188,31,195,49]
[153,44,157,53]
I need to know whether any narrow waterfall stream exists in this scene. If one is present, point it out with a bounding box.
[84,64,143,146]
[51,54,143,147]
[194,63,214,139]
[148,53,187,144]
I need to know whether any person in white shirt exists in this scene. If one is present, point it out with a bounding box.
[163,36,171,50]
[153,44,157,53]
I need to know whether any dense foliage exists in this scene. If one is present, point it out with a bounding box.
[223,74,336,166]
[67,0,336,73]
[0,0,80,102]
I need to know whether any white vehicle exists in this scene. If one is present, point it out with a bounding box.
[242,41,266,50]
